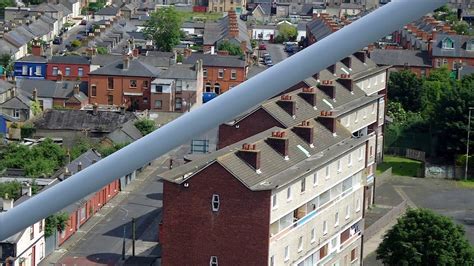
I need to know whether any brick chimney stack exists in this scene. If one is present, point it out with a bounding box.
[338,74,353,92]
[77,161,82,172]
[237,143,261,171]
[319,80,336,100]
[31,42,42,57]
[317,115,336,134]
[277,95,296,117]
[266,131,289,159]
[353,51,367,63]
[228,10,239,38]
[341,56,352,69]
[73,84,80,95]
[299,87,317,107]
[21,183,32,197]
[292,120,314,146]
[327,64,336,75]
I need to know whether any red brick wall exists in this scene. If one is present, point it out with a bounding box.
[203,66,246,94]
[162,162,271,266]
[58,212,77,245]
[218,108,283,149]
[432,56,474,70]
[46,64,90,81]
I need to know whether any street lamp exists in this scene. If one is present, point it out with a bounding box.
[466,107,473,180]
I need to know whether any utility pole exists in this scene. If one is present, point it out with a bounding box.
[122,225,126,260]
[465,107,473,180]
[132,217,136,257]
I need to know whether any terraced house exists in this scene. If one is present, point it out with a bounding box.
[160,50,387,265]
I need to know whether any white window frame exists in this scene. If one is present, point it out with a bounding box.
[203,68,207,78]
[52,66,58,76]
[65,67,71,76]
[358,147,363,161]
[210,256,218,266]
[337,160,342,173]
[35,66,41,76]
[270,255,275,266]
[298,236,303,252]
[300,177,306,193]
[78,67,84,77]
[211,194,220,212]
[363,108,367,119]
[356,199,361,212]
[345,205,350,219]
[218,69,224,79]
[323,220,328,235]
[272,194,278,209]
[284,246,290,261]
[231,69,237,80]
[325,166,330,179]
[311,228,316,243]
[313,172,318,186]
[287,186,292,201]
[372,103,376,114]
[348,153,352,167]
[22,65,28,75]
[334,212,339,227]
[13,109,20,118]
[354,111,359,123]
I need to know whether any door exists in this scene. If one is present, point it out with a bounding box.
[31,245,35,266]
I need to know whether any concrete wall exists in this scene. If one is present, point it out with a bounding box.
[355,71,386,96]
[338,101,378,134]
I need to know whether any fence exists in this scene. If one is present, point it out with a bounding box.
[385,147,426,162]
[363,200,409,242]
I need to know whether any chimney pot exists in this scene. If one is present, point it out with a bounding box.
[93,103,98,115]
[21,183,32,197]
[73,84,80,95]
[77,161,82,172]
[2,193,13,211]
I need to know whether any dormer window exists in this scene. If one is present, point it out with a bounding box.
[442,37,455,50]
[467,40,474,51]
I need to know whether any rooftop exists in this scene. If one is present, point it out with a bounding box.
[183,54,245,68]
[369,49,432,67]
[49,55,90,65]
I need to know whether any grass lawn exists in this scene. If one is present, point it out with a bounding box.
[377,155,422,177]
[178,11,223,22]
[457,179,474,189]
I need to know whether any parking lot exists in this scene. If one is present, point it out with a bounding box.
[256,42,288,67]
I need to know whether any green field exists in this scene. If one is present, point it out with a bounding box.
[377,155,423,177]
[178,11,224,22]
[457,179,474,189]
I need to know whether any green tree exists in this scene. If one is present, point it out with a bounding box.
[0,0,15,17]
[20,123,36,139]
[45,212,69,238]
[0,181,21,200]
[421,67,453,118]
[377,209,474,265]
[277,23,297,42]
[218,40,243,56]
[134,119,156,136]
[71,40,81,48]
[96,47,108,55]
[97,142,129,157]
[387,70,423,112]
[144,7,182,52]
[453,21,470,35]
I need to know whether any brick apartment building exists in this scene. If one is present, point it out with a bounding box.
[46,56,91,82]
[184,54,247,95]
[159,51,387,265]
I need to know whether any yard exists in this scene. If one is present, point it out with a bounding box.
[178,11,223,22]
[377,155,423,177]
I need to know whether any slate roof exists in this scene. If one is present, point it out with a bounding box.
[62,149,102,178]
[0,91,31,110]
[106,119,143,144]
[127,31,147,40]
[34,109,138,132]
[157,64,197,80]
[369,49,432,67]
[183,54,246,68]
[89,58,159,77]
[432,33,474,59]
[182,22,205,29]
[16,79,88,99]
[203,15,252,51]
[16,55,48,63]
[0,39,19,55]
[96,6,120,16]
[460,65,474,78]
[4,26,35,47]
[0,80,14,94]
[161,119,368,191]
[306,18,334,41]
[49,55,90,65]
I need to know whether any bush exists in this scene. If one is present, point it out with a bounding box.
[20,124,36,139]
[134,119,156,136]
[71,40,81,48]
[45,212,70,238]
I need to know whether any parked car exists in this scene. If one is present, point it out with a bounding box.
[265,58,273,65]
[259,42,266,50]
[266,62,274,67]
[80,20,87,25]
[53,37,62,45]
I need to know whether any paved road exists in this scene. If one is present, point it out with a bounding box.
[265,42,288,65]
[52,24,85,54]
[57,147,189,265]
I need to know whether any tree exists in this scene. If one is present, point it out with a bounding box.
[134,119,156,136]
[96,47,108,55]
[218,40,243,56]
[277,23,297,42]
[452,21,470,35]
[143,7,182,52]
[45,212,69,238]
[377,209,474,265]
[71,40,81,48]
[387,70,423,112]
[0,181,21,200]
[421,67,453,119]
[0,0,15,17]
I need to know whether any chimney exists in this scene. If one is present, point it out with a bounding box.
[77,161,82,172]
[277,95,296,117]
[21,183,32,197]
[64,166,71,178]
[338,74,353,92]
[313,72,319,80]
[73,84,80,95]
[229,23,239,38]
[93,103,98,115]
[327,64,336,75]
[354,51,367,63]
[123,56,130,70]
[429,28,437,56]
[32,88,38,101]
[217,50,230,56]
[132,48,139,58]
[299,87,317,107]
[318,116,336,134]
[292,120,314,146]
[240,41,247,54]
[266,131,289,159]
[31,44,42,57]
[2,193,13,211]
[120,104,126,115]
[236,143,261,171]
[341,56,352,69]
[319,80,336,100]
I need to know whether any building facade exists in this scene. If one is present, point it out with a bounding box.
[46,56,91,82]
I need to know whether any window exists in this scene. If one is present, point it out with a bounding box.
[313,172,318,186]
[436,59,441,68]
[210,256,218,266]
[34,65,41,76]
[270,255,275,266]
[358,147,363,161]
[153,85,163,93]
[351,248,357,262]
[356,199,361,212]
[30,225,34,240]
[218,69,224,78]
[52,66,58,76]
[13,109,20,118]
[372,103,376,114]
[284,246,289,261]
[287,187,292,201]
[311,228,316,243]
[22,65,28,75]
[300,177,306,193]
[342,176,353,193]
[108,77,114,90]
[214,83,221,94]
[80,206,86,221]
[272,194,277,209]
[337,160,342,173]
[231,69,237,80]
[323,220,328,235]
[78,67,84,77]
[143,80,149,88]
[91,84,97,97]
[154,100,162,109]
[130,80,137,88]
[363,108,367,119]
[175,97,182,110]
[319,190,330,207]
[442,37,454,49]
[325,166,330,179]
[203,68,207,78]
[39,220,43,232]
[298,236,303,252]
[143,97,148,103]
[107,95,113,105]
[176,80,182,93]
[211,194,220,211]
[369,146,373,157]
[205,83,212,92]
[40,243,44,259]
[334,212,339,227]
[65,67,70,76]
[354,111,359,123]
[345,205,350,219]
[467,40,474,51]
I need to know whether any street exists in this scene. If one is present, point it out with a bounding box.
[265,42,288,65]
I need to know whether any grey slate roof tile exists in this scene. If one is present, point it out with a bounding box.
[369,49,431,67]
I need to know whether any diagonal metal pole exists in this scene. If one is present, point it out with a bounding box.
[0,0,446,240]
